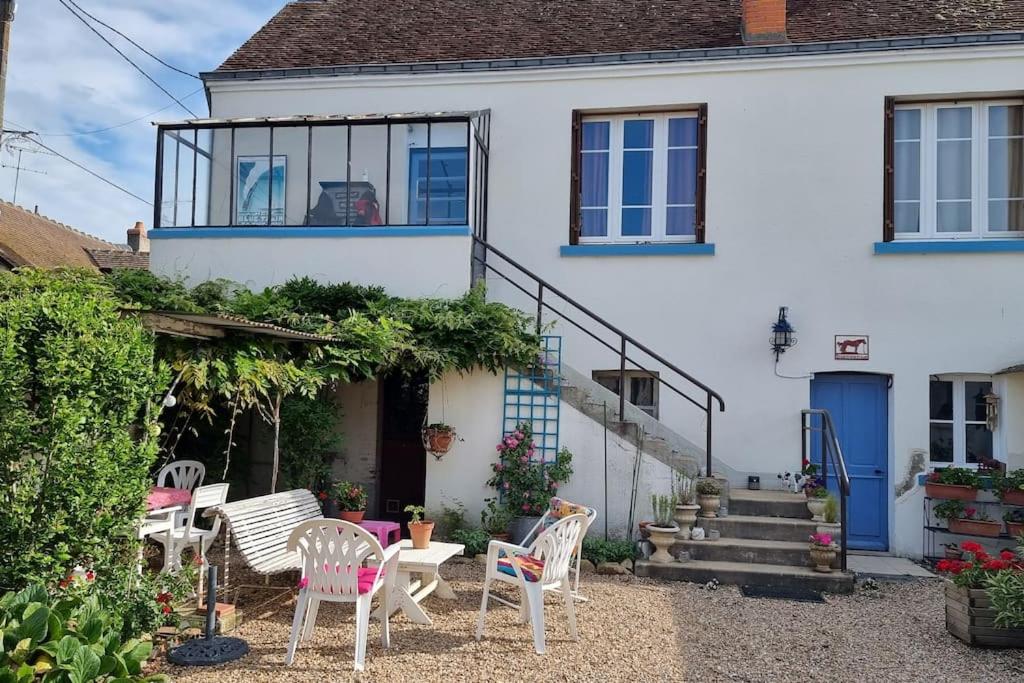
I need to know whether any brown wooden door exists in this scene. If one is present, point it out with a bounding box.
[377,372,428,530]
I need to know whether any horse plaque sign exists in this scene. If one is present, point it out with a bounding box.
[835,335,869,361]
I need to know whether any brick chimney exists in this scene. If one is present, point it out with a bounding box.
[742,0,788,45]
[126,221,149,254]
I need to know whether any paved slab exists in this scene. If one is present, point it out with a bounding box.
[848,554,935,578]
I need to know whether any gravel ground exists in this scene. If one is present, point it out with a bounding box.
[162,562,1023,683]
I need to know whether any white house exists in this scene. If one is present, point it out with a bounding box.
[149,0,1024,579]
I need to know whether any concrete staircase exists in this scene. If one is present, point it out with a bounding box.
[635,489,855,594]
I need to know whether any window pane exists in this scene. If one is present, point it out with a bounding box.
[666,206,696,236]
[894,141,920,201]
[894,202,920,233]
[667,148,697,205]
[594,374,620,395]
[630,377,655,406]
[409,147,468,225]
[622,150,652,205]
[668,117,698,147]
[988,138,1023,199]
[965,424,993,464]
[938,107,972,139]
[989,105,1023,137]
[582,121,610,151]
[623,120,654,149]
[989,200,1024,232]
[930,380,953,420]
[930,424,954,462]
[964,381,991,422]
[937,201,972,232]
[581,152,609,207]
[895,109,921,141]
[937,140,972,200]
[621,208,652,236]
[581,209,608,237]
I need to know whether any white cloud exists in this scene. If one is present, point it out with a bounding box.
[1,0,282,242]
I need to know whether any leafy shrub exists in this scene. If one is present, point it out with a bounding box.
[927,467,981,489]
[696,479,721,496]
[581,539,637,566]
[0,269,165,591]
[0,583,166,682]
[487,423,573,516]
[450,528,490,557]
[278,393,340,492]
[480,499,514,536]
[933,499,966,521]
[437,503,468,540]
[993,468,1024,501]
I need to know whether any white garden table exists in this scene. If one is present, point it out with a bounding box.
[372,540,464,625]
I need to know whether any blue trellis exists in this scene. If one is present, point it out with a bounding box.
[502,335,561,463]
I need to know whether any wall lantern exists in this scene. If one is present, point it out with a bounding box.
[770,306,797,361]
[984,391,1000,431]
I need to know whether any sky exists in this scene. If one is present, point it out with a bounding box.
[0,0,284,243]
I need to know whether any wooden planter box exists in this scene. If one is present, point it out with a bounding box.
[1007,521,1024,538]
[945,583,1024,648]
[925,483,978,501]
[948,518,1003,537]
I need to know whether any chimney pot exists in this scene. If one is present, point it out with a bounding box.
[126,221,149,254]
[742,0,788,45]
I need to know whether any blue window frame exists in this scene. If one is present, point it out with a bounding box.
[408,147,468,225]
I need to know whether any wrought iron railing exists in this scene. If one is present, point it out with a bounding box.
[471,235,725,475]
[800,408,850,571]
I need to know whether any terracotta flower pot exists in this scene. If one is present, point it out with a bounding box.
[490,532,511,543]
[1001,489,1024,506]
[409,521,435,549]
[925,483,978,501]
[424,428,454,454]
[809,545,836,573]
[647,525,679,564]
[1006,521,1024,538]
[948,518,1002,537]
[339,510,365,524]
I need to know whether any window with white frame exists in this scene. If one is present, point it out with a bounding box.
[893,101,1024,239]
[928,375,995,466]
[577,111,703,243]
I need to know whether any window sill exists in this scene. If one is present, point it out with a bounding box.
[874,240,1024,254]
[560,243,715,257]
[150,226,471,239]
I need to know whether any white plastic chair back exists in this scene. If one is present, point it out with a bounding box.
[530,514,587,584]
[184,483,229,540]
[523,501,598,546]
[287,520,385,598]
[157,460,206,492]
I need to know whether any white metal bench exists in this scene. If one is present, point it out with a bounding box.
[203,488,323,589]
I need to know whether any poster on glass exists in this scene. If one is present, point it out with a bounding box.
[236,155,286,226]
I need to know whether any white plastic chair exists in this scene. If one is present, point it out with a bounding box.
[519,500,598,599]
[156,459,206,492]
[285,519,400,672]
[476,513,590,654]
[150,483,229,572]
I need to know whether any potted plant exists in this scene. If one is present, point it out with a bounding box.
[942,543,964,560]
[925,467,981,501]
[817,493,841,538]
[936,541,1024,647]
[647,494,679,564]
[405,505,434,549]
[481,497,514,542]
[808,532,837,573]
[486,422,573,543]
[994,468,1024,506]
[422,422,456,455]
[672,474,701,540]
[696,479,722,519]
[1005,508,1024,539]
[935,499,1002,537]
[331,480,368,523]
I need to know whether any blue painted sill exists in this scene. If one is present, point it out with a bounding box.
[560,243,715,257]
[150,226,471,239]
[874,240,1024,255]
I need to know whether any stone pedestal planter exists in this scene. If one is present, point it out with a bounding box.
[816,522,841,539]
[806,497,827,522]
[809,545,836,573]
[673,504,700,540]
[697,495,721,518]
[945,583,1024,648]
[647,525,679,564]
[925,483,978,501]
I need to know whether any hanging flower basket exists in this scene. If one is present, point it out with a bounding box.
[422,423,456,456]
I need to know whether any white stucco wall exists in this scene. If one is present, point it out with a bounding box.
[157,43,1024,556]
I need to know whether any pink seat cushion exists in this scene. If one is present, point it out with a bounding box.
[147,487,192,511]
[298,566,383,594]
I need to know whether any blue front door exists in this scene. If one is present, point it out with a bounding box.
[810,373,889,551]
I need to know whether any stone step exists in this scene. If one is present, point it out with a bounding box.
[697,514,819,543]
[675,537,836,568]
[728,489,810,519]
[634,559,854,594]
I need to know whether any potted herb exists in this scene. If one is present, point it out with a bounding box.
[1005,509,1024,539]
[672,474,701,540]
[331,480,368,523]
[405,505,434,549]
[936,541,1024,647]
[647,494,679,564]
[422,422,456,455]
[925,467,981,501]
[935,499,1002,537]
[817,493,841,538]
[994,468,1024,506]
[481,498,514,542]
[696,479,722,519]
[808,532,837,573]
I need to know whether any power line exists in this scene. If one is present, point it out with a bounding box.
[62,0,200,81]
[55,0,198,118]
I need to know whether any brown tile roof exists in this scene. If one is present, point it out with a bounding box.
[216,0,1024,73]
[86,248,150,272]
[0,201,115,270]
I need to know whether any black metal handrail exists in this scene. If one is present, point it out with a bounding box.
[800,408,850,571]
[471,235,725,475]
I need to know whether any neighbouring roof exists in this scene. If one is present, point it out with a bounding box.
[0,201,116,270]
[136,310,339,342]
[86,248,150,272]
[214,0,1024,74]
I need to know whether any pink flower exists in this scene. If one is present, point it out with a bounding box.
[508,438,520,449]
[495,444,505,452]
[514,431,524,440]
[503,482,510,490]
[520,455,529,463]
[298,577,309,589]
[494,463,504,471]
[522,504,530,512]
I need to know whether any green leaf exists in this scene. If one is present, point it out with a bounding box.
[14,664,35,683]
[1,586,47,613]
[9,637,32,665]
[47,612,64,642]
[76,616,102,644]
[16,604,49,645]
[56,635,79,666]
[66,645,100,683]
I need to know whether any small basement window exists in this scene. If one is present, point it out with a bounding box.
[593,370,659,418]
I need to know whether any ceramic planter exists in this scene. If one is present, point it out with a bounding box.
[409,521,434,549]
[423,428,455,454]
[948,518,1002,537]
[809,545,836,573]
[697,495,721,519]
[510,515,542,544]
[338,510,365,524]
[647,525,679,564]
[806,497,827,523]
[925,483,978,501]
[945,582,1024,647]
[673,504,700,540]
[1007,522,1024,538]
[1001,489,1024,506]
